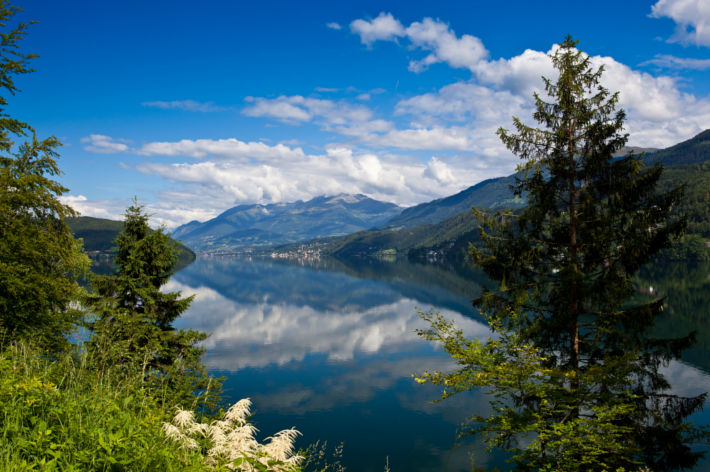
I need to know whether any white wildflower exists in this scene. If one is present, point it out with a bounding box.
[162,423,184,441]
[225,398,252,424]
[162,398,302,471]
[180,437,200,451]
[173,408,196,429]
[261,428,301,462]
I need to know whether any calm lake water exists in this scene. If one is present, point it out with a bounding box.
[169,255,710,471]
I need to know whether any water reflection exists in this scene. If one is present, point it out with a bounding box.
[170,256,710,471]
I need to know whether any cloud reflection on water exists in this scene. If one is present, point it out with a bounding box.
[166,279,490,371]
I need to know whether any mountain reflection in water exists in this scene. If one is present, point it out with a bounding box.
[170,256,710,471]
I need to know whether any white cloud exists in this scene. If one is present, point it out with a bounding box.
[137,138,306,161]
[395,82,528,123]
[350,12,405,46]
[80,134,131,154]
[243,95,374,126]
[351,12,710,147]
[641,54,710,70]
[100,135,487,224]
[651,0,710,46]
[405,18,489,73]
[326,22,342,31]
[243,96,312,122]
[142,99,226,112]
[60,193,219,229]
[424,157,456,184]
[60,194,127,222]
[370,126,476,151]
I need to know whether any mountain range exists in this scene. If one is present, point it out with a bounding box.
[172,194,402,252]
[170,129,710,256]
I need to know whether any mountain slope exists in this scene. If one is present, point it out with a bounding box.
[380,174,524,229]
[643,129,710,167]
[173,194,402,252]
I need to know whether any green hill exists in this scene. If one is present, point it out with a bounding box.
[643,129,710,167]
[379,174,523,230]
[67,216,196,272]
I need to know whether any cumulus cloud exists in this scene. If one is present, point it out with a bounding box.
[326,22,342,31]
[81,134,131,154]
[142,99,226,112]
[651,0,710,46]
[131,140,480,213]
[350,12,405,45]
[423,157,456,184]
[241,89,520,154]
[405,18,489,73]
[351,12,710,147]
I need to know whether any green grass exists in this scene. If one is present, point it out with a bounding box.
[0,343,208,471]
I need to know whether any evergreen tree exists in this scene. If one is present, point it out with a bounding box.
[0,3,89,352]
[86,202,214,406]
[418,37,707,471]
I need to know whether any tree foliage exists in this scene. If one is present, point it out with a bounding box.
[0,2,89,352]
[418,37,707,471]
[86,202,215,406]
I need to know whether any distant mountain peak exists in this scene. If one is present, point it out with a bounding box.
[172,193,402,251]
[326,193,367,204]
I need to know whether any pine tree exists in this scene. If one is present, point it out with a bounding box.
[86,202,213,405]
[418,37,707,471]
[0,3,89,352]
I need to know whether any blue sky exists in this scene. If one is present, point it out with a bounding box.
[10,0,710,227]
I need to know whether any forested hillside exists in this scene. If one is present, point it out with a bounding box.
[67,216,196,271]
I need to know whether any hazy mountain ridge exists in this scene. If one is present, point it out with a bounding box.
[172,194,403,252]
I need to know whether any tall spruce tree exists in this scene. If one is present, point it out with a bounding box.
[86,202,213,405]
[0,3,89,352]
[417,37,707,471]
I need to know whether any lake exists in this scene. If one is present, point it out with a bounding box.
[169,255,710,471]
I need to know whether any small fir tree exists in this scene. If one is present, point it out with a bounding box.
[418,37,707,471]
[86,202,213,406]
